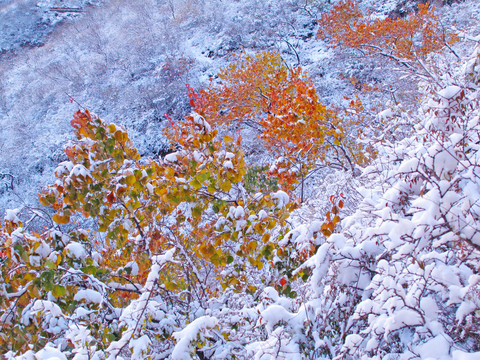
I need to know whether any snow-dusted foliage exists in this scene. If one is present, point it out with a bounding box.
[2,0,480,359]
[3,47,479,358]
[0,0,317,213]
[228,46,480,359]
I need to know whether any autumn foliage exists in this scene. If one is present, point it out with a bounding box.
[192,52,371,196]
[2,3,479,355]
[42,110,296,281]
[1,107,306,354]
[317,0,457,64]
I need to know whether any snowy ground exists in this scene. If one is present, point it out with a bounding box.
[0,0,100,53]
[0,0,50,53]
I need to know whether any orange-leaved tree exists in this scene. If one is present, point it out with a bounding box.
[317,0,458,73]
[192,51,371,201]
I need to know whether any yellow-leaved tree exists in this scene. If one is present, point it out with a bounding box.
[1,108,297,355]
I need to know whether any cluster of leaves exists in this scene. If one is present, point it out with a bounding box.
[329,54,480,358]
[0,107,301,357]
[317,0,458,66]
[192,51,373,200]
[241,45,480,360]
[2,1,480,358]
[210,46,480,360]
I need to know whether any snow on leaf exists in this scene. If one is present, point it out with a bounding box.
[171,316,218,360]
[74,289,103,304]
[65,242,87,260]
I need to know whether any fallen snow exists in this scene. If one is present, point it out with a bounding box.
[74,289,103,304]
[171,316,218,360]
[65,242,87,260]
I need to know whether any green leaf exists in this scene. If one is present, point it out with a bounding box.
[192,206,202,218]
[190,179,202,190]
[261,246,271,258]
[44,260,56,269]
[41,270,54,283]
[197,172,209,182]
[14,243,24,257]
[105,333,116,342]
[189,160,198,171]
[52,285,66,298]
[82,266,98,275]
[134,169,143,179]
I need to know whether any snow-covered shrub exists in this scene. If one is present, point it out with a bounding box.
[197,44,480,360]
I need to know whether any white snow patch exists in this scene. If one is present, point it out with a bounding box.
[223,160,234,169]
[4,208,20,224]
[438,85,462,100]
[453,350,480,360]
[164,152,179,163]
[74,289,103,304]
[65,242,87,260]
[33,345,67,360]
[271,190,289,208]
[171,316,218,360]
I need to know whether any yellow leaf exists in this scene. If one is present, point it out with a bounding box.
[165,281,177,291]
[246,240,258,253]
[114,130,123,143]
[165,167,175,179]
[219,181,232,192]
[39,196,50,207]
[52,214,70,225]
[126,175,136,186]
[261,233,271,243]
[190,179,202,190]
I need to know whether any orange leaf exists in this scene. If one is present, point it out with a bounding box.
[106,191,116,206]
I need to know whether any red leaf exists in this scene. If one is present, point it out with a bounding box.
[106,191,116,205]
[164,113,174,126]
[279,277,287,286]
[71,110,90,129]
